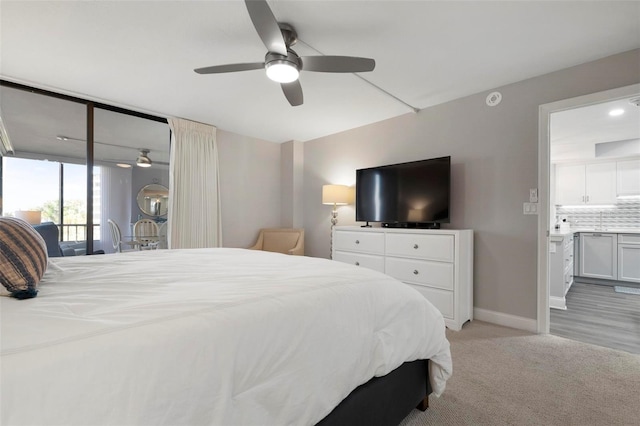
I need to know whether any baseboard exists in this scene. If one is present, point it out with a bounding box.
[549,296,567,311]
[575,276,640,288]
[473,308,538,333]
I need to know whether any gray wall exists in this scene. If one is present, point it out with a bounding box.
[217,129,282,248]
[302,49,640,321]
[280,140,304,228]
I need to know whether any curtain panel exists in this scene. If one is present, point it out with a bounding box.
[167,118,222,249]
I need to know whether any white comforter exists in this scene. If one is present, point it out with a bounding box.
[1,248,451,426]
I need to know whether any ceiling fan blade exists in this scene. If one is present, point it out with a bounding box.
[194,62,265,74]
[301,56,376,73]
[245,0,287,56]
[281,81,303,106]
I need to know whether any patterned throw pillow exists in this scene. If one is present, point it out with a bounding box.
[0,217,48,299]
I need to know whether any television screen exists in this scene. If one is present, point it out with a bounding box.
[356,156,450,226]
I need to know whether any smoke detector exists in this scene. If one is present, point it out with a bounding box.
[486,91,502,107]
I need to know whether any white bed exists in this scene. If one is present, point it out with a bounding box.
[1,248,452,425]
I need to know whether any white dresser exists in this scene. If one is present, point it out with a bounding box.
[332,226,474,331]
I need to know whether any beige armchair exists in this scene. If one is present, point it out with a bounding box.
[248,228,304,256]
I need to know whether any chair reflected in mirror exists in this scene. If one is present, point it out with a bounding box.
[133,219,160,250]
[107,219,140,253]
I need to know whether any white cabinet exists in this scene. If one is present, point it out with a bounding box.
[555,162,617,205]
[333,226,473,331]
[617,159,640,197]
[618,234,640,283]
[555,164,586,205]
[549,233,574,310]
[579,233,618,280]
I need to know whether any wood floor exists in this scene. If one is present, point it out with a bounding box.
[550,280,640,354]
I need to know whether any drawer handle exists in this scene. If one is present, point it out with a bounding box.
[413,244,419,249]
[413,270,419,275]
[355,240,360,244]
[355,261,360,266]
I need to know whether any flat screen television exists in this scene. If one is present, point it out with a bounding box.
[355,156,450,228]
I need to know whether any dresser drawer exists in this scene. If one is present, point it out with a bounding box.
[334,230,384,254]
[333,251,385,273]
[407,284,454,319]
[386,233,454,262]
[385,257,454,290]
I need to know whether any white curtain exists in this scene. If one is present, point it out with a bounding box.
[99,166,132,254]
[167,118,222,249]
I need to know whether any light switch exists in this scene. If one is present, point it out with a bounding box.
[523,202,538,215]
[529,188,538,203]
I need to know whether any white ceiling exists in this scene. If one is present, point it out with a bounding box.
[1,1,639,144]
[551,97,640,162]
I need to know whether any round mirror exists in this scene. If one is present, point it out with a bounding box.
[137,184,169,217]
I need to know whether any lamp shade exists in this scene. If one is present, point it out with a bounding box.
[322,185,350,205]
[14,210,42,225]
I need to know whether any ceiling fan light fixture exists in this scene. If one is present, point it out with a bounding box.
[266,61,299,83]
[136,149,153,168]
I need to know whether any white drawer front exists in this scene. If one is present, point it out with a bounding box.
[385,257,454,290]
[386,233,454,262]
[407,284,454,319]
[619,234,640,245]
[333,251,385,273]
[334,231,384,254]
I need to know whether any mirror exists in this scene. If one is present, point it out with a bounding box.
[137,184,169,217]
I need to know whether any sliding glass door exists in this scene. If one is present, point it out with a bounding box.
[0,84,89,254]
[0,81,169,255]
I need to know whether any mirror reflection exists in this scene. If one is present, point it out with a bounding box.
[137,184,169,217]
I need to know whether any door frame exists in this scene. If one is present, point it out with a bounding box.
[536,83,640,333]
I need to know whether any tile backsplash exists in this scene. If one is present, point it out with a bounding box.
[556,200,640,230]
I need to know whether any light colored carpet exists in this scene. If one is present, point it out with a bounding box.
[400,321,640,426]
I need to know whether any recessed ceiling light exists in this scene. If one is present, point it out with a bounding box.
[116,163,132,168]
[609,108,624,117]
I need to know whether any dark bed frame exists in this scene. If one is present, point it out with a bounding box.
[317,359,431,426]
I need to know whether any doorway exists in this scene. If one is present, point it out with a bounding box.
[537,84,640,352]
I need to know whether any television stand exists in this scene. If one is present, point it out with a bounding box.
[331,226,474,331]
[361,222,372,228]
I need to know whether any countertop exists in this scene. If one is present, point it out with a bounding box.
[550,230,573,238]
[551,228,640,236]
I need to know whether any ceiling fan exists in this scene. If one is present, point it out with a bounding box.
[194,0,376,106]
[110,148,169,168]
[56,136,168,168]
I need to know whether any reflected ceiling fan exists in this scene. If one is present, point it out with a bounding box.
[109,148,169,168]
[56,135,168,168]
[108,148,169,169]
[194,0,376,106]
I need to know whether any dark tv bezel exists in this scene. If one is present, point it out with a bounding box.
[355,156,451,227]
